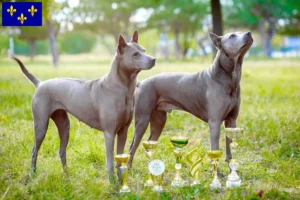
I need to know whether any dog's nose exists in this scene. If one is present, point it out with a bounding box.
[246,32,252,36]
[152,58,156,65]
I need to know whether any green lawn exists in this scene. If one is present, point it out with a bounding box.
[0,56,299,200]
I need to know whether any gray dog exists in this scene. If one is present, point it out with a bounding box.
[129,32,253,166]
[13,31,155,182]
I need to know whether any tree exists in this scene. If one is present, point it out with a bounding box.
[70,0,153,44]
[19,26,48,61]
[148,0,208,58]
[224,0,300,57]
[210,0,223,56]
[42,0,60,67]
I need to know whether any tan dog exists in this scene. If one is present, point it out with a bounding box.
[13,31,155,182]
[129,32,253,167]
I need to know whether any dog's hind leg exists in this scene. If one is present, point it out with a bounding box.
[128,114,151,167]
[31,102,50,173]
[51,109,70,172]
[149,110,167,141]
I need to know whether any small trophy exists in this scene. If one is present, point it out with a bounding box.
[170,136,189,187]
[207,150,223,189]
[225,128,243,187]
[115,154,131,193]
[149,159,165,192]
[186,148,203,186]
[143,140,158,187]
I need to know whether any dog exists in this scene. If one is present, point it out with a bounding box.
[128,32,253,167]
[13,31,156,182]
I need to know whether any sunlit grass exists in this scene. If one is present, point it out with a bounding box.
[0,56,299,199]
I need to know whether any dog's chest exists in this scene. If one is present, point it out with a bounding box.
[117,96,134,124]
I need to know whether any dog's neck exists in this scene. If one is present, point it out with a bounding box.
[107,54,138,96]
[209,51,242,95]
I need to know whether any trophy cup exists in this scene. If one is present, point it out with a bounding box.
[143,140,158,187]
[115,154,131,193]
[149,159,165,192]
[186,148,203,186]
[225,128,243,187]
[207,150,223,189]
[170,136,189,187]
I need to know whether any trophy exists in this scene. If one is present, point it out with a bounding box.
[207,150,223,189]
[170,136,189,187]
[225,128,243,187]
[143,140,158,187]
[186,148,203,186]
[115,154,131,193]
[149,159,165,192]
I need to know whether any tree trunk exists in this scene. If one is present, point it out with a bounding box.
[210,0,223,57]
[174,28,183,58]
[197,36,207,56]
[265,19,276,57]
[182,34,190,58]
[46,20,59,67]
[29,39,36,61]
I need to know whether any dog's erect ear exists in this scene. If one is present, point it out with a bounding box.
[118,34,127,54]
[209,32,222,50]
[131,30,138,43]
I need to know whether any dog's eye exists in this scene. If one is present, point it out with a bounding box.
[133,52,139,56]
[230,34,236,39]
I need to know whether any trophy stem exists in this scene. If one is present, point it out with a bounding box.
[152,173,164,192]
[145,154,154,187]
[210,159,222,189]
[226,139,241,187]
[120,163,130,193]
[171,148,185,187]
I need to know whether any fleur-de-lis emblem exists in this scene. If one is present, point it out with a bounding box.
[7,5,16,16]
[28,5,38,16]
[17,13,27,24]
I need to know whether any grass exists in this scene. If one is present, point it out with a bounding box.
[0,55,300,199]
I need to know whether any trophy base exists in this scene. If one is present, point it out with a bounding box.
[226,180,241,188]
[171,180,188,187]
[144,179,154,187]
[210,180,222,189]
[190,180,200,186]
[120,186,131,193]
[152,185,163,192]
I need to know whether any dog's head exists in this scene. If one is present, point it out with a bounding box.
[209,32,253,58]
[117,31,156,71]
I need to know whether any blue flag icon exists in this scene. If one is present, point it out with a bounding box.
[2,2,42,26]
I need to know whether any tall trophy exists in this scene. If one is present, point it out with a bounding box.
[149,159,165,192]
[170,136,189,187]
[186,148,203,186]
[207,150,223,189]
[143,140,158,187]
[225,128,243,187]
[115,154,131,193]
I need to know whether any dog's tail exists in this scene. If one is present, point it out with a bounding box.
[13,57,40,87]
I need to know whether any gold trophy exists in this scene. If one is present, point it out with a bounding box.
[225,128,243,187]
[186,148,203,186]
[207,150,223,189]
[143,140,158,187]
[115,154,131,193]
[170,136,189,187]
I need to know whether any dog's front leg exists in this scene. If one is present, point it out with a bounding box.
[116,126,129,181]
[208,119,222,150]
[208,119,223,177]
[224,119,236,162]
[104,131,115,183]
